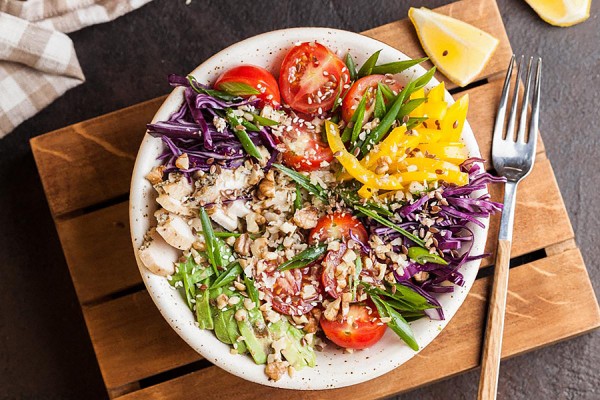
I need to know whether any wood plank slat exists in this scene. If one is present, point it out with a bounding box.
[31,96,165,217]
[362,0,513,89]
[55,202,140,304]
[114,249,600,399]
[83,291,202,389]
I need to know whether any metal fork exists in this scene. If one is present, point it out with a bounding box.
[477,55,542,400]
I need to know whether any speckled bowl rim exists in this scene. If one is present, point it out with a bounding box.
[129,27,489,390]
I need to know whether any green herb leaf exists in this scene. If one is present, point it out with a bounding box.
[354,205,426,247]
[357,50,381,78]
[406,117,428,130]
[251,113,279,126]
[213,237,235,267]
[397,98,427,120]
[244,275,260,305]
[412,66,437,92]
[407,247,448,265]
[351,256,362,301]
[351,94,368,145]
[241,119,260,132]
[278,243,328,271]
[168,255,214,309]
[345,53,358,81]
[225,109,263,160]
[214,231,242,238]
[363,283,436,311]
[186,75,237,101]
[210,262,243,289]
[199,207,219,275]
[216,81,261,96]
[359,81,414,156]
[273,164,328,202]
[244,276,260,306]
[374,85,386,120]
[370,294,419,351]
[336,183,393,217]
[378,82,396,102]
[294,184,302,212]
[370,57,428,75]
[341,90,369,143]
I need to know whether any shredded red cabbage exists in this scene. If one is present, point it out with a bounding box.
[146,74,277,179]
[373,159,505,320]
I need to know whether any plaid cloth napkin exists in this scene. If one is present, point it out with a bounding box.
[0,0,153,138]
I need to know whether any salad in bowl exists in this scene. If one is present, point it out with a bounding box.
[130,28,502,389]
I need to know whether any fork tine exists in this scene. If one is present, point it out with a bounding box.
[493,55,515,148]
[526,58,542,151]
[504,55,524,141]
[516,57,534,143]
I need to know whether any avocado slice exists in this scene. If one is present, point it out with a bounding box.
[237,307,271,364]
[269,318,316,369]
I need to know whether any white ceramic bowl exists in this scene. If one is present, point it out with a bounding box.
[130,27,488,390]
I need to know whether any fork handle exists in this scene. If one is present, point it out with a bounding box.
[478,182,517,400]
[478,239,511,400]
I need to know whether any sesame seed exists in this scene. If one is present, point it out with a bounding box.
[453,120,459,129]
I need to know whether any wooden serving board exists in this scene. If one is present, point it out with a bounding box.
[30,0,599,398]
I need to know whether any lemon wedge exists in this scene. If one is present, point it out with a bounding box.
[524,0,591,27]
[408,7,499,87]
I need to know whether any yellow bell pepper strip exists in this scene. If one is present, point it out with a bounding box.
[403,157,461,172]
[413,127,443,143]
[437,170,469,186]
[358,185,376,199]
[401,157,468,186]
[441,94,469,142]
[398,171,438,182]
[409,87,426,117]
[325,121,405,190]
[418,142,468,165]
[422,100,448,122]
[362,127,421,170]
[426,82,446,102]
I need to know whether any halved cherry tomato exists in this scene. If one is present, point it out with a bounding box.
[341,74,403,123]
[279,42,350,115]
[309,211,368,244]
[280,118,333,171]
[321,242,347,299]
[320,303,387,349]
[214,65,280,107]
[257,263,321,316]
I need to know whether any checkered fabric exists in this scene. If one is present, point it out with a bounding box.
[0,0,153,137]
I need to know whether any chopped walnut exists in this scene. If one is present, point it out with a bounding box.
[293,206,320,229]
[234,233,251,256]
[257,170,275,199]
[265,361,289,381]
[323,297,341,321]
[175,153,190,170]
[250,238,269,258]
[145,165,166,185]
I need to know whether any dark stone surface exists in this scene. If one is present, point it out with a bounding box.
[0,1,597,399]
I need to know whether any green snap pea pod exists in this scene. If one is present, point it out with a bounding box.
[225,109,263,160]
[357,50,381,78]
[408,247,448,265]
[370,294,419,351]
[370,57,428,75]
